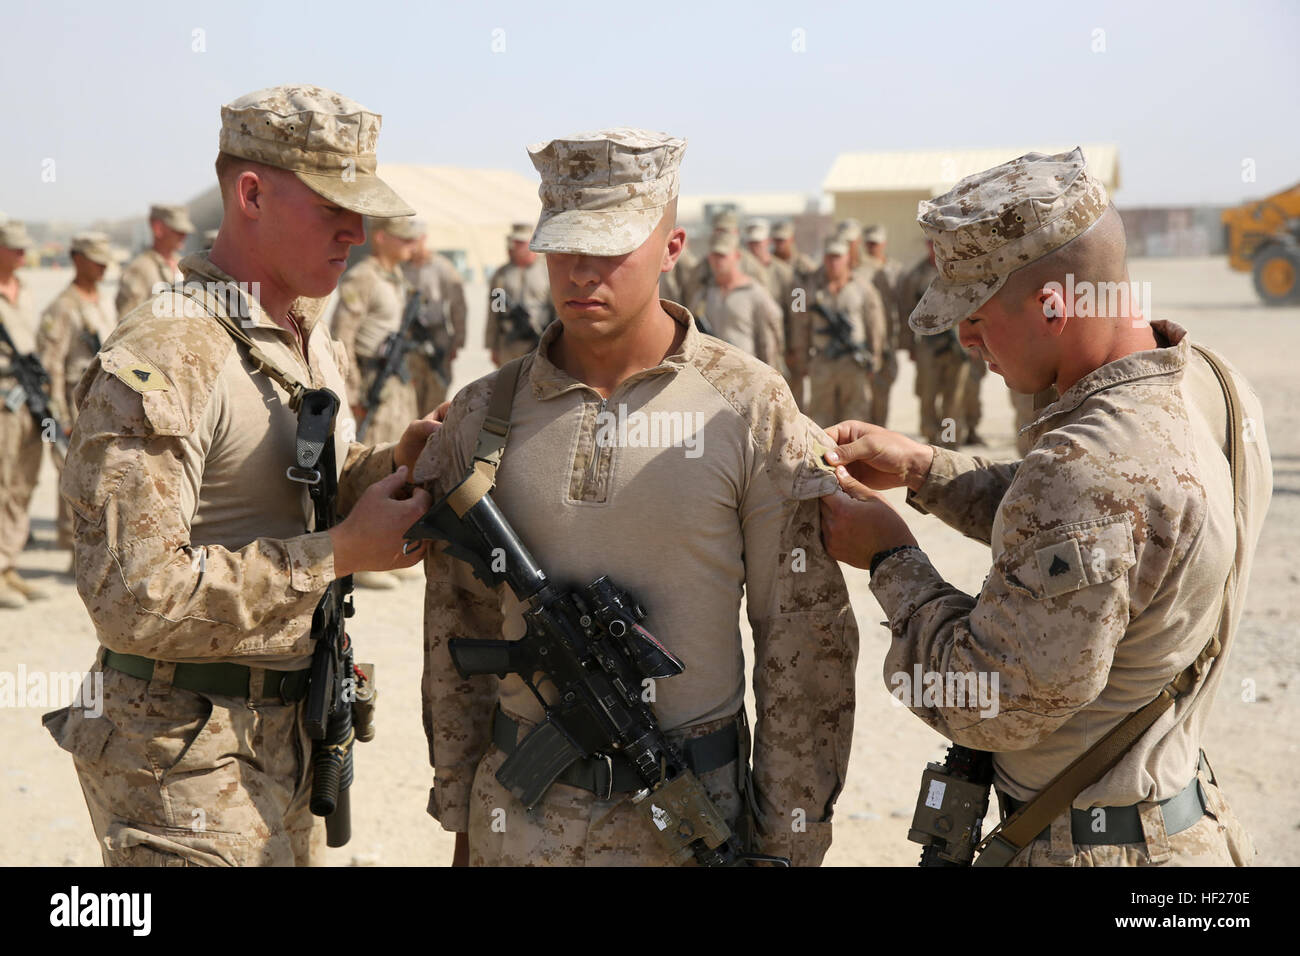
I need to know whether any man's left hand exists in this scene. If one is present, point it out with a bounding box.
[819,489,918,570]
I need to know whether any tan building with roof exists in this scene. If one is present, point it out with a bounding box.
[823,144,1121,267]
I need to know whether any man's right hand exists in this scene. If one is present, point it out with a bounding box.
[328,466,432,579]
[823,420,935,496]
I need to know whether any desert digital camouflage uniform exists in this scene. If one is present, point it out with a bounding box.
[859,229,905,428]
[789,253,885,429]
[42,85,411,867]
[36,234,116,546]
[331,250,417,443]
[899,254,967,444]
[418,128,858,867]
[485,254,551,365]
[689,277,784,368]
[114,205,194,318]
[874,149,1270,866]
[0,228,44,591]
[403,249,466,416]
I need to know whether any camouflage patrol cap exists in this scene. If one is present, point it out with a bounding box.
[835,218,862,242]
[371,216,421,240]
[744,220,770,242]
[508,222,533,243]
[709,231,740,255]
[220,85,415,218]
[711,210,740,233]
[69,231,113,266]
[527,128,686,256]
[910,147,1109,334]
[771,220,795,240]
[824,237,849,257]
[0,221,33,250]
[148,204,195,234]
[863,225,886,244]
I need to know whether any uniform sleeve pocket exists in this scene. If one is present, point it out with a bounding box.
[1001,514,1135,600]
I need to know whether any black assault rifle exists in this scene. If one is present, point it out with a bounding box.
[0,322,69,456]
[357,291,447,440]
[810,300,873,370]
[290,388,377,847]
[405,481,789,868]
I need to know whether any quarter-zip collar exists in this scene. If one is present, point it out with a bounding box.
[527,299,703,402]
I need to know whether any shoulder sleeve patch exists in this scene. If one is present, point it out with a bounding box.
[1004,514,1136,600]
[111,359,169,393]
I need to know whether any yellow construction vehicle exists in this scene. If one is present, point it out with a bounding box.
[1222,183,1300,305]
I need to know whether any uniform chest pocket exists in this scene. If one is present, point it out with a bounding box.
[1002,514,1136,600]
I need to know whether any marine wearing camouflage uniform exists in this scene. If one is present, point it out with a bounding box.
[789,239,885,429]
[899,249,967,445]
[485,225,552,367]
[0,221,47,608]
[417,128,858,867]
[36,233,116,548]
[874,148,1270,866]
[115,204,193,318]
[403,234,467,416]
[331,218,419,444]
[42,85,411,866]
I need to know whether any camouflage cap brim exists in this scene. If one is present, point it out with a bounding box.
[294,170,415,218]
[909,272,1006,335]
[529,205,666,257]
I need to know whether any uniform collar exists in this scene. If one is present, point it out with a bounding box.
[1024,319,1190,436]
[179,252,330,337]
[527,299,702,401]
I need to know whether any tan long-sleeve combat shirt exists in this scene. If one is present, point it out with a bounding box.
[870,320,1272,808]
[36,284,114,422]
[115,249,178,319]
[415,301,859,866]
[63,252,394,668]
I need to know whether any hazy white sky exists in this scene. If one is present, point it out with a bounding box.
[4,0,1297,223]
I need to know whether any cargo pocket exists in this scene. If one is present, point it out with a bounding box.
[148,690,219,783]
[42,705,114,765]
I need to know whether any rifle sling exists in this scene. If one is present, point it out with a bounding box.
[974,342,1246,866]
[446,355,526,517]
[177,286,311,411]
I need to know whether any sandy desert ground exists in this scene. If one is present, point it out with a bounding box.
[2,256,1296,867]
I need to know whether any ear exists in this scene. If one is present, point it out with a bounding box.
[662,226,686,275]
[1038,282,1068,334]
[234,169,265,221]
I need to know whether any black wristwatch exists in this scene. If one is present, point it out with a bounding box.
[869,544,920,575]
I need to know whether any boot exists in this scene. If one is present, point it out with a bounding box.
[4,569,48,601]
[0,577,25,610]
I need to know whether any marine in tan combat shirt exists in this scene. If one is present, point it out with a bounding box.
[820,149,1270,867]
[485,223,553,367]
[789,237,886,429]
[114,203,194,318]
[415,127,858,868]
[330,216,420,446]
[42,85,437,867]
[402,223,467,416]
[688,230,785,370]
[35,232,116,552]
[0,221,49,609]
